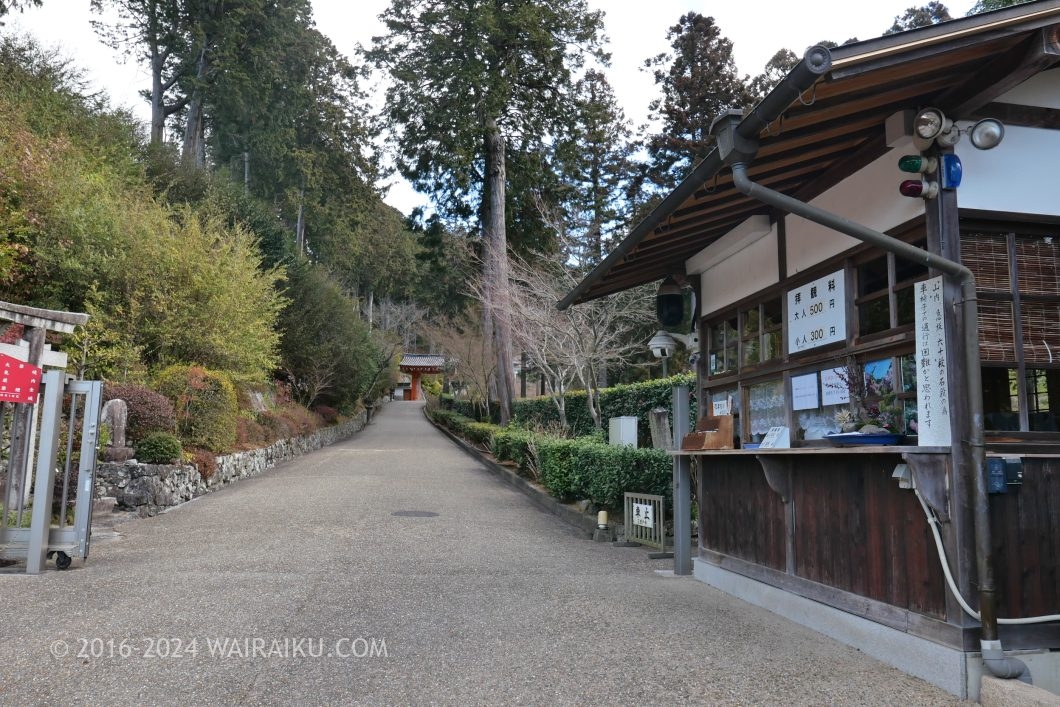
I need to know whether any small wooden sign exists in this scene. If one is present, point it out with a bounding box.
[0,353,42,404]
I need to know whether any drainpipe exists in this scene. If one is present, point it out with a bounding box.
[712,108,1027,680]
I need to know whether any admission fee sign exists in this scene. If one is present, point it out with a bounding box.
[787,269,846,354]
[0,353,42,404]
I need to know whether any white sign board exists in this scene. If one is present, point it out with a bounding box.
[787,270,846,354]
[759,426,791,449]
[820,367,850,406]
[791,373,820,411]
[632,503,654,529]
[915,276,952,446]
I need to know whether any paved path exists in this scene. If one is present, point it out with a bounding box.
[0,401,965,705]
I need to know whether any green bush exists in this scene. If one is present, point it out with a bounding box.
[155,365,239,453]
[135,432,183,464]
[536,437,586,501]
[490,427,536,476]
[536,436,671,510]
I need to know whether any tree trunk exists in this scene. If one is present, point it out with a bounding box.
[150,44,165,145]
[295,183,306,254]
[181,46,208,167]
[484,116,514,424]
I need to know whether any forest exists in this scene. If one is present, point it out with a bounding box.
[0,0,1024,450]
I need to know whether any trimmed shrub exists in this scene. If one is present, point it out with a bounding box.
[135,432,182,464]
[536,436,670,510]
[102,382,176,445]
[155,365,239,453]
[490,427,536,476]
[536,437,587,501]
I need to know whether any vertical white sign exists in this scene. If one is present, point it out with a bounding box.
[915,276,952,446]
[787,270,846,353]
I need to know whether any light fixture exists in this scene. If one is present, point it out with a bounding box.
[970,118,1005,150]
[897,154,938,174]
[940,154,962,190]
[899,179,939,199]
[914,107,950,140]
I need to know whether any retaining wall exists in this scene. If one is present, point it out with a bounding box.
[95,410,370,517]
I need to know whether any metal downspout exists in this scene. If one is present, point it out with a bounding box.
[727,161,1028,681]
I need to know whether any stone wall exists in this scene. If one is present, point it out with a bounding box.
[95,411,370,517]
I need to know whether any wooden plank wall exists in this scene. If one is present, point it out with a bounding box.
[990,457,1060,619]
[699,458,786,572]
[792,458,946,618]
[699,456,947,619]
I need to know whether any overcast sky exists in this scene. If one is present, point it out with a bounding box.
[8,0,977,215]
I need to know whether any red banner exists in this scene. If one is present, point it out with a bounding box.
[0,353,42,404]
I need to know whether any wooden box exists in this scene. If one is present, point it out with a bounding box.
[681,415,734,450]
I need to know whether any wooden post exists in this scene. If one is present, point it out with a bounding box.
[4,326,45,514]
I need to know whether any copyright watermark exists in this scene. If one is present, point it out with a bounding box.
[49,637,388,660]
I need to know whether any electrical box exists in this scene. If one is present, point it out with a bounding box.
[609,416,638,448]
[987,457,1023,494]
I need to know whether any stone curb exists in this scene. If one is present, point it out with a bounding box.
[424,409,598,537]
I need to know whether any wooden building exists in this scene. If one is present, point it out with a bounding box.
[561,2,1060,699]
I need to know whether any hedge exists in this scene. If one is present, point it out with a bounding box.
[431,409,671,512]
[512,373,698,445]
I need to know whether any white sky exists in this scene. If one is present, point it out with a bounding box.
[8,0,977,215]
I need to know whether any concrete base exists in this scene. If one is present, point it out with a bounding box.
[981,675,1060,706]
[693,558,1060,701]
[592,525,614,542]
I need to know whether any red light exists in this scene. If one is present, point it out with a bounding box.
[899,179,938,199]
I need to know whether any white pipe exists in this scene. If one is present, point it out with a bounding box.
[915,489,1060,625]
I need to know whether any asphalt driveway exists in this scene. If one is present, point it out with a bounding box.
[0,400,964,705]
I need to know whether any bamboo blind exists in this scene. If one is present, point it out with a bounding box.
[1015,237,1060,296]
[961,233,1010,292]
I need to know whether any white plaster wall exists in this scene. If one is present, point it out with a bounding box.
[994,67,1060,109]
[785,149,925,275]
[698,229,779,315]
[956,125,1060,216]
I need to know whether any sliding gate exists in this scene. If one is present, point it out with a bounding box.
[1,370,103,573]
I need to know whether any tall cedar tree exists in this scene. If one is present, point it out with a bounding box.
[367,0,606,424]
[552,68,633,270]
[643,13,749,192]
[91,0,189,146]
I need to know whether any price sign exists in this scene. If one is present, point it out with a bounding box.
[788,270,845,354]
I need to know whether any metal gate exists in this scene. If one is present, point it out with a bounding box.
[1,370,103,573]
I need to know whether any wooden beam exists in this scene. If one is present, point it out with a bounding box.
[936,28,1060,118]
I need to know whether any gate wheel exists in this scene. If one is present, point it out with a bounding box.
[54,552,71,570]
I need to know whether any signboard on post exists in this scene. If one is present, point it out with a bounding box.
[0,353,42,404]
[915,276,952,446]
[787,270,845,354]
